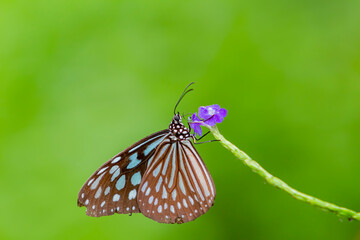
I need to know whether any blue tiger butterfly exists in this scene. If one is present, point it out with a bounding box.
[77,83,215,224]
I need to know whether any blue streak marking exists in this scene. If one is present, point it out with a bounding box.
[127,152,141,169]
[162,145,173,175]
[144,136,167,156]
[179,174,186,195]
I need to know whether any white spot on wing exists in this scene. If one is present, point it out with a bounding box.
[141,181,148,192]
[111,168,120,182]
[183,199,188,208]
[178,174,186,195]
[156,176,163,192]
[101,201,106,207]
[131,171,141,186]
[111,156,121,164]
[91,172,106,190]
[87,178,94,186]
[128,189,137,200]
[113,194,120,202]
[172,189,177,201]
[98,167,108,175]
[162,145,174,175]
[104,186,110,195]
[149,196,154,204]
[189,196,194,205]
[168,150,176,188]
[162,186,168,199]
[95,187,102,199]
[158,205,162,213]
[153,163,162,177]
[145,187,151,196]
[116,175,126,190]
[110,165,119,174]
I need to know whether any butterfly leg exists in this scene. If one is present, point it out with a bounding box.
[187,122,219,144]
[187,122,212,140]
[182,112,193,118]
[195,130,211,141]
[194,140,219,144]
[192,131,220,144]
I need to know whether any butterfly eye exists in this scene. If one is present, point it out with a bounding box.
[174,116,180,121]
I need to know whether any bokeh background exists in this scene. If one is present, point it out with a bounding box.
[1,0,360,239]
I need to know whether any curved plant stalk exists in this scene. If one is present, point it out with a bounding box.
[209,125,360,221]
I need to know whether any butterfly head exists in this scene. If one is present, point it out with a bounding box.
[169,113,190,140]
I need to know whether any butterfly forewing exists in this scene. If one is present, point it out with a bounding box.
[77,130,170,217]
[137,137,216,223]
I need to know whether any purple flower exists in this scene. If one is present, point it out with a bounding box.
[199,104,227,126]
[189,104,227,137]
[190,113,203,137]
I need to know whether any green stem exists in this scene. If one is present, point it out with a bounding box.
[209,125,360,221]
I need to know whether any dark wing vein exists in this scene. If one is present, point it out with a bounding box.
[138,138,216,223]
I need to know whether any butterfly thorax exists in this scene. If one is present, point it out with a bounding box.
[169,114,190,140]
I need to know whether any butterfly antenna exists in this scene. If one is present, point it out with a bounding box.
[182,112,193,118]
[174,82,195,115]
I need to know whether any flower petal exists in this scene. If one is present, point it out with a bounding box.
[191,113,201,122]
[198,106,210,120]
[214,114,224,123]
[204,117,216,126]
[190,122,202,137]
[209,104,220,111]
[218,108,227,118]
[195,125,202,137]
[190,105,227,134]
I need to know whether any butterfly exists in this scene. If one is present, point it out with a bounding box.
[77,83,216,224]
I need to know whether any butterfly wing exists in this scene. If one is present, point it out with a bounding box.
[77,130,170,217]
[137,137,216,224]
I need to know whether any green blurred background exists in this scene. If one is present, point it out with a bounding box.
[1,0,360,239]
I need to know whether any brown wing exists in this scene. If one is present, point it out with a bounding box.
[137,137,216,223]
[77,130,170,217]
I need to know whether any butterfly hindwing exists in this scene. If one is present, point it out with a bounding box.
[77,130,170,217]
[137,137,216,223]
